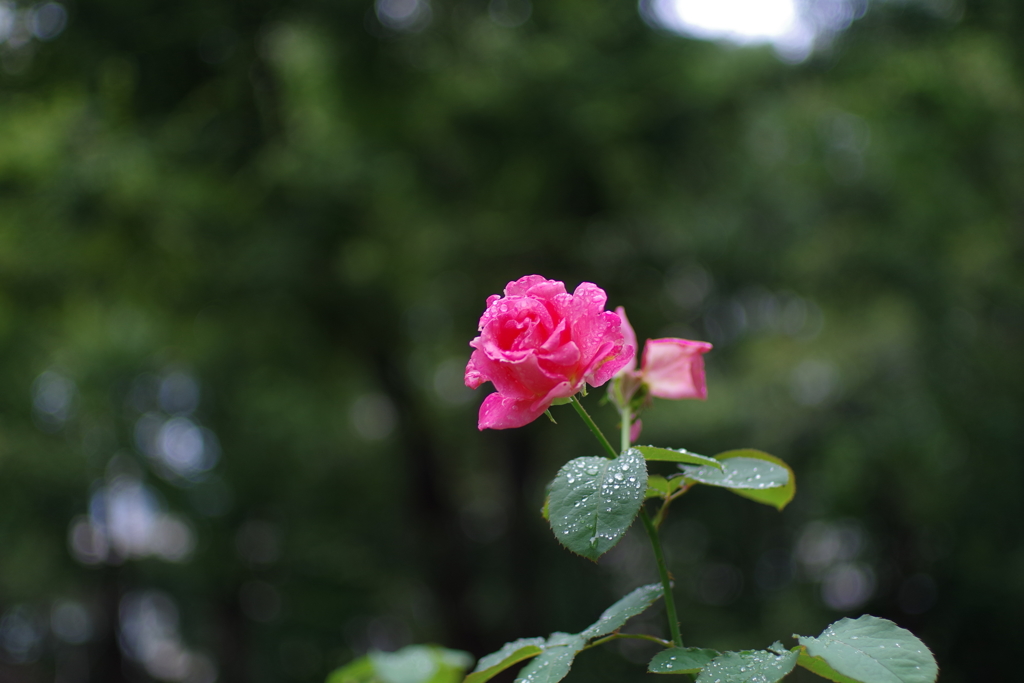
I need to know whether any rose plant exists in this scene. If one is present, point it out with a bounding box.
[327,276,938,683]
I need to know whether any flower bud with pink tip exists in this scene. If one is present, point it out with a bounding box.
[612,307,712,442]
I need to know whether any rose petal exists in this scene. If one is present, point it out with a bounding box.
[538,328,581,367]
[581,311,634,387]
[464,352,486,389]
[614,306,639,374]
[641,338,712,400]
[467,348,560,400]
[478,298,554,353]
[533,379,577,408]
[565,283,611,362]
[504,275,566,299]
[477,392,551,430]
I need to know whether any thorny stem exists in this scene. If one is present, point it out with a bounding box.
[569,393,684,648]
[583,632,673,651]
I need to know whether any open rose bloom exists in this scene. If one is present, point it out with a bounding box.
[465,275,634,429]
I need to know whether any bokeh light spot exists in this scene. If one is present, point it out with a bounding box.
[28,2,66,40]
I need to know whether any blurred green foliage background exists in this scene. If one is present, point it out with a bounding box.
[0,0,1021,681]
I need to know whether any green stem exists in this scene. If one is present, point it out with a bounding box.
[640,507,683,647]
[620,407,631,454]
[569,396,684,648]
[569,396,618,459]
[583,632,673,651]
[653,482,694,529]
[620,407,683,647]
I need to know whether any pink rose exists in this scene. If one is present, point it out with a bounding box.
[616,306,712,400]
[465,275,635,430]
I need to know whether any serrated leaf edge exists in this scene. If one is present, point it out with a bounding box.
[547,453,647,561]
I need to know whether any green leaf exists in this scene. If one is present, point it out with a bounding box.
[648,648,720,674]
[646,475,670,499]
[330,646,473,683]
[465,639,545,683]
[797,651,862,683]
[636,446,723,469]
[547,450,648,560]
[695,648,798,683]
[327,656,375,683]
[513,633,586,683]
[679,451,788,489]
[370,646,474,683]
[466,584,663,683]
[540,497,549,521]
[718,450,795,510]
[797,615,938,683]
[678,449,794,511]
[438,651,474,675]
[371,648,438,683]
[466,585,662,683]
[580,582,663,639]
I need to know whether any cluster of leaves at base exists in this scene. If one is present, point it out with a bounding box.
[648,616,937,683]
[462,611,936,683]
